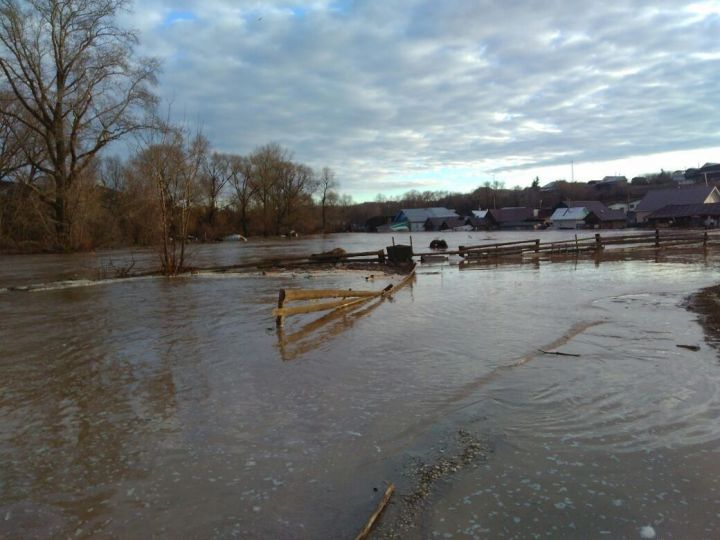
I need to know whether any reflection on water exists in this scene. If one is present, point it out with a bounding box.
[1,234,720,537]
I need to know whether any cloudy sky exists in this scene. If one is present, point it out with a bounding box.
[124,1,720,200]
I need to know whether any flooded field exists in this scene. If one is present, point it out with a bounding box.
[2,231,720,538]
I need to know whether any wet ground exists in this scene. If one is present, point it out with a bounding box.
[1,232,720,538]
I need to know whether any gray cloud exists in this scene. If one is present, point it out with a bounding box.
[126,0,720,196]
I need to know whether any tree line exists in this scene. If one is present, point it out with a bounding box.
[0,0,344,269]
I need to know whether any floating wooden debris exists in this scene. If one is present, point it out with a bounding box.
[355,483,395,540]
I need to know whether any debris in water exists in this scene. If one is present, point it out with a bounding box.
[676,344,700,351]
[430,239,448,250]
[355,483,395,540]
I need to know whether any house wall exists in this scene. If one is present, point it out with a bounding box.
[553,219,584,230]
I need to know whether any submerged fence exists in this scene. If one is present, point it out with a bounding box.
[456,229,720,264]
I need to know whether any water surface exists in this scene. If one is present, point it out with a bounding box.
[1,232,719,538]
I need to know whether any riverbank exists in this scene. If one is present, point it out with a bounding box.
[688,283,720,349]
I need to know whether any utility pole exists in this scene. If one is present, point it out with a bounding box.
[571,161,574,183]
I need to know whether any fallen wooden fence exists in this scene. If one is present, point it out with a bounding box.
[273,264,416,326]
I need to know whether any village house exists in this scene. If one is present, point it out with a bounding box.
[551,200,627,229]
[468,209,492,230]
[647,202,720,228]
[593,176,627,191]
[393,207,460,232]
[634,185,720,224]
[424,215,470,232]
[684,163,720,184]
[550,207,590,229]
[608,200,642,213]
[487,207,538,230]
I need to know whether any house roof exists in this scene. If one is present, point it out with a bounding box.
[635,186,719,213]
[551,207,589,221]
[425,216,467,228]
[472,209,489,219]
[561,200,626,221]
[397,207,458,223]
[648,202,720,219]
[488,207,535,223]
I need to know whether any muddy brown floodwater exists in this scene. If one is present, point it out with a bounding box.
[1,231,720,539]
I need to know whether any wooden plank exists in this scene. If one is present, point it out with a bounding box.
[283,289,378,301]
[381,264,416,297]
[273,295,375,317]
[273,264,416,318]
[310,250,384,260]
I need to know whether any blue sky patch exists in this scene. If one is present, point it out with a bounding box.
[162,11,197,27]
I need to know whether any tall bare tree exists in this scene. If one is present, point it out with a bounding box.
[271,161,315,235]
[228,154,254,237]
[0,0,158,247]
[132,125,207,275]
[250,143,287,236]
[318,166,337,233]
[200,152,230,232]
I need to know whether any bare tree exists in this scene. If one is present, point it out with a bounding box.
[200,152,230,232]
[271,161,315,235]
[250,143,288,236]
[0,91,29,180]
[317,166,338,233]
[132,125,207,275]
[227,154,254,237]
[0,0,158,247]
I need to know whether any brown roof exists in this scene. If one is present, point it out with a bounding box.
[648,202,720,219]
[635,186,718,213]
[488,207,535,223]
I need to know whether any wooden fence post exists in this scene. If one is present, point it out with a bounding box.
[655,229,660,248]
[704,231,709,249]
[595,233,602,251]
[535,239,540,253]
[276,289,286,327]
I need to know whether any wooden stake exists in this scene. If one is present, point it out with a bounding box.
[276,289,286,327]
[355,483,395,540]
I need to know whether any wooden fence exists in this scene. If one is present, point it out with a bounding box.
[456,229,720,265]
